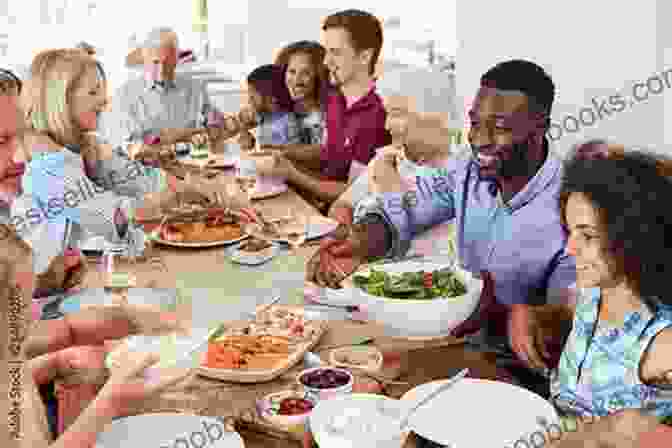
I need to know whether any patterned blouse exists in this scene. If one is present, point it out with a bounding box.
[11,144,151,274]
[295,109,325,145]
[255,111,302,146]
[550,287,672,418]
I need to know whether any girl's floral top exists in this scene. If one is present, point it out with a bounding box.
[550,287,672,418]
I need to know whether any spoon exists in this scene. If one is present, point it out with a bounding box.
[397,368,469,429]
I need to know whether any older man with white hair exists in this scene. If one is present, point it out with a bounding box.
[99,27,234,177]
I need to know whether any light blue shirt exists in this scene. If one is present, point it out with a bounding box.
[354,149,576,306]
[11,145,150,274]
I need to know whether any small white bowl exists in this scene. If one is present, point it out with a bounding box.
[257,390,316,428]
[227,241,280,265]
[329,346,383,373]
[298,367,354,402]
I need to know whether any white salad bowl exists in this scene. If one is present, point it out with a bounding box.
[345,261,483,339]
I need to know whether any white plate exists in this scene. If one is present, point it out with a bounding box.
[251,182,288,200]
[265,216,339,245]
[307,216,339,240]
[226,241,280,265]
[95,414,244,448]
[80,235,107,252]
[154,233,249,248]
[59,288,177,314]
[401,379,559,447]
[105,326,212,371]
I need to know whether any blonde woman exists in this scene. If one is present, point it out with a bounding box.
[11,49,215,279]
[1,223,192,448]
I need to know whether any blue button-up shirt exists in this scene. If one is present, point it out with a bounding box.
[354,150,576,306]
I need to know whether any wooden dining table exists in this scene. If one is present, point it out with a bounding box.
[82,148,326,296]
[70,147,503,447]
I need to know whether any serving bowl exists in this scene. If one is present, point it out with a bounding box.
[309,393,409,448]
[337,261,483,339]
[257,390,316,428]
[298,367,353,401]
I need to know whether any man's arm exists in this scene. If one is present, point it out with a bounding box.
[351,165,458,259]
[286,163,348,202]
[280,144,323,170]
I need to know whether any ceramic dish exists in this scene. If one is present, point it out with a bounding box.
[329,346,383,373]
[309,394,409,448]
[226,240,280,265]
[95,414,244,448]
[400,378,560,447]
[298,367,353,402]
[257,390,316,428]
[332,261,483,340]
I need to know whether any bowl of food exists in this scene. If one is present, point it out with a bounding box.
[257,390,316,428]
[309,394,409,448]
[329,346,383,373]
[345,261,483,339]
[298,367,353,401]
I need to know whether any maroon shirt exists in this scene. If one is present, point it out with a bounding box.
[320,83,391,180]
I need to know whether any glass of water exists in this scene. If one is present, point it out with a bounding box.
[102,241,137,305]
[283,213,309,253]
[235,157,258,202]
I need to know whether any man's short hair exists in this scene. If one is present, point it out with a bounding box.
[322,9,383,76]
[480,59,555,116]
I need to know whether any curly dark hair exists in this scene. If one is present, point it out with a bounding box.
[246,64,293,112]
[273,40,328,108]
[559,143,672,308]
[0,68,22,95]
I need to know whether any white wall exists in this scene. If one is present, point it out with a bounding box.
[456,0,664,157]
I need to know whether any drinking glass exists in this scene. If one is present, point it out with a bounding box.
[235,157,258,202]
[102,241,137,305]
[283,214,309,253]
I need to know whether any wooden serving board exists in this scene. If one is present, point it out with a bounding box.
[196,307,328,383]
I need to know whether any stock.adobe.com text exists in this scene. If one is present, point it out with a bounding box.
[547,67,672,142]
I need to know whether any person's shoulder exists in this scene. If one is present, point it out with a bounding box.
[644,325,672,385]
[115,76,145,99]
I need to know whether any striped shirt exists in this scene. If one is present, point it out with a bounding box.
[99,74,218,154]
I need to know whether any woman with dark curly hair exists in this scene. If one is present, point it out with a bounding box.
[274,40,328,145]
[517,141,672,446]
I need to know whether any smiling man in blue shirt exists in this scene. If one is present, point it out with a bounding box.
[307,60,577,393]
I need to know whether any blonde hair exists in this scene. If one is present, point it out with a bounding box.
[21,49,101,148]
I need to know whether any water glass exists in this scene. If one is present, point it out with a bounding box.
[235,157,258,201]
[283,214,309,252]
[102,241,137,304]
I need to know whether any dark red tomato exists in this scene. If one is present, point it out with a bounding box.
[278,398,314,415]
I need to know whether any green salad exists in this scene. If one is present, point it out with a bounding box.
[352,268,467,300]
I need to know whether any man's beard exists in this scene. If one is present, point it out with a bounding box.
[471,136,536,182]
